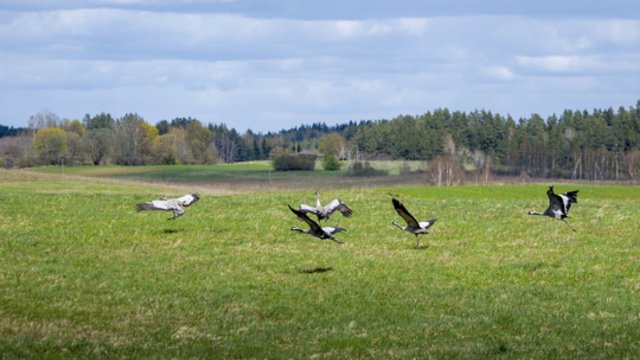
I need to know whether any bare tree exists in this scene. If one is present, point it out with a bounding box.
[426,155,465,186]
[217,136,238,163]
[0,135,33,167]
[28,110,60,132]
[624,150,640,180]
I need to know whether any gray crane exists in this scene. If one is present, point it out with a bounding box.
[299,191,353,221]
[136,193,200,220]
[288,204,345,244]
[528,186,579,231]
[391,198,436,248]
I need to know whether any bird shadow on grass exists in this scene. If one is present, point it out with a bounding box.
[161,228,181,234]
[299,267,334,274]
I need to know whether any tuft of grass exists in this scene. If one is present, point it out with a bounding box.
[1,170,639,358]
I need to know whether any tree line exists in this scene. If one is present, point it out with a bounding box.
[0,124,23,138]
[1,100,639,180]
[349,103,640,181]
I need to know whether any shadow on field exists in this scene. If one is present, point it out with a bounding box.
[299,267,333,274]
[162,228,181,234]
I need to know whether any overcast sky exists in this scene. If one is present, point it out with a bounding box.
[1,0,639,132]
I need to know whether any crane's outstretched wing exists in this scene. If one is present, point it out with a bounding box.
[177,193,200,207]
[298,203,321,216]
[322,226,346,235]
[547,186,579,218]
[563,190,579,203]
[546,187,566,216]
[392,198,420,228]
[136,199,176,212]
[289,204,323,232]
[324,199,353,218]
[560,190,579,214]
[418,219,437,230]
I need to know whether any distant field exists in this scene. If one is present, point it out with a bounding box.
[1,168,639,358]
[30,161,428,189]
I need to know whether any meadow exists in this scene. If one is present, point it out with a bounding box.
[1,165,639,359]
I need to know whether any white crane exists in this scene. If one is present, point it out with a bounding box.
[528,186,579,231]
[288,204,345,244]
[136,193,200,220]
[298,191,353,221]
[391,198,437,248]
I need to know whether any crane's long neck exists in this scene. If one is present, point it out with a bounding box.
[315,192,322,207]
[527,211,544,216]
[392,221,406,230]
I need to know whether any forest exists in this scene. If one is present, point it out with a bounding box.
[1,100,639,181]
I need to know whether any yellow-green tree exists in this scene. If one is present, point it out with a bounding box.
[61,119,86,136]
[186,121,217,164]
[60,119,88,164]
[318,132,346,159]
[33,127,68,165]
[319,132,346,170]
[153,127,190,165]
[114,113,158,165]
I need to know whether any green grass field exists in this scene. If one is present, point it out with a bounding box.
[1,166,639,358]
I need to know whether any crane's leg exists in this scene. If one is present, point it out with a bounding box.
[168,210,180,220]
[414,234,430,249]
[415,234,424,248]
[329,236,344,245]
[562,219,576,232]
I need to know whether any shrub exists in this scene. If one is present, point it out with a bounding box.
[161,152,177,165]
[346,161,387,176]
[17,156,36,168]
[322,154,342,171]
[272,153,316,171]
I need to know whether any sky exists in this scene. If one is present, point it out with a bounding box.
[1,0,639,133]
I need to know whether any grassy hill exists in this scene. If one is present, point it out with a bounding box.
[1,167,639,358]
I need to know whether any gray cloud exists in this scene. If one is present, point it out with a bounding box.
[1,3,639,131]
